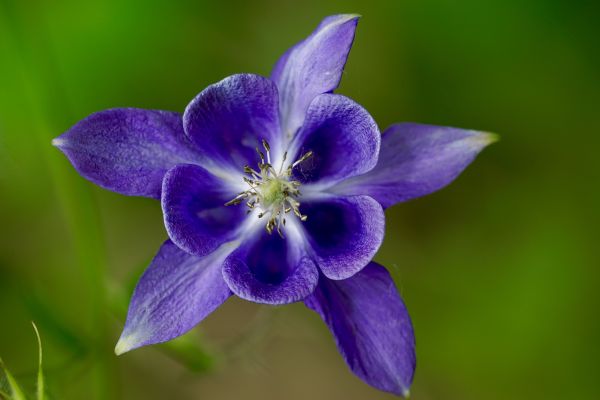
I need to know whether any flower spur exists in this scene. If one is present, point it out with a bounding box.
[53,14,496,397]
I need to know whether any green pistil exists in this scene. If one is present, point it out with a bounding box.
[260,179,287,207]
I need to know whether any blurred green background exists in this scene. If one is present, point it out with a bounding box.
[1,0,598,399]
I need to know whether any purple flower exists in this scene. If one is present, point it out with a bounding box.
[53,14,495,397]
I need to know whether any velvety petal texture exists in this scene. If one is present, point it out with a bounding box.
[115,240,232,355]
[335,123,498,208]
[222,229,319,304]
[161,164,244,257]
[271,14,359,138]
[290,94,380,187]
[183,74,281,171]
[53,109,199,198]
[305,262,416,397]
[301,195,384,280]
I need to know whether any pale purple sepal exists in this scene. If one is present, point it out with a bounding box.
[305,262,416,397]
[115,240,232,355]
[334,123,498,208]
[53,108,199,199]
[271,14,359,138]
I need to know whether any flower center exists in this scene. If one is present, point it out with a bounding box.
[259,178,287,207]
[225,139,312,237]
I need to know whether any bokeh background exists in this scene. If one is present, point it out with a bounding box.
[1,0,598,399]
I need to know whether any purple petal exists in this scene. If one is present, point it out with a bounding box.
[271,14,360,137]
[115,240,232,355]
[305,262,416,397]
[222,229,319,305]
[290,94,380,186]
[183,74,281,171]
[334,123,498,208]
[53,108,199,199]
[161,164,245,257]
[301,195,384,280]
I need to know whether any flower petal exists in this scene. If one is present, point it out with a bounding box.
[305,262,416,397]
[183,74,281,171]
[52,108,199,199]
[289,94,380,187]
[301,195,384,280]
[161,164,245,257]
[115,240,232,355]
[271,14,360,137]
[222,229,319,305]
[334,123,498,208]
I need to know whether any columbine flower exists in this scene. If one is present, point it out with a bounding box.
[53,14,495,397]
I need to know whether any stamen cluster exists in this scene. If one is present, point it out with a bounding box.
[225,139,312,237]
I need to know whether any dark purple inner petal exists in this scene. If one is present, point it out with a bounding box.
[162,164,244,256]
[302,200,351,249]
[290,94,379,187]
[300,195,384,280]
[221,229,319,304]
[183,74,282,171]
[291,120,345,183]
[243,231,290,284]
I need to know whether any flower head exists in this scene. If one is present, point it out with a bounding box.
[53,14,495,397]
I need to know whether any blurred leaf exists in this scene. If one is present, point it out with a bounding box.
[159,334,215,374]
[106,258,151,321]
[24,295,88,358]
[0,357,27,400]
